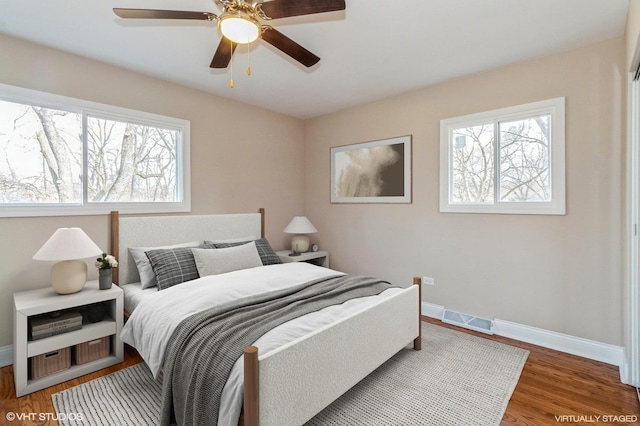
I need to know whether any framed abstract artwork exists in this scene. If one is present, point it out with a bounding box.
[331,135,412,203]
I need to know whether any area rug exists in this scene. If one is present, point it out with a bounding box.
[52,323,528,425]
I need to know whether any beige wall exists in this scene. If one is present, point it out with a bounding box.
[0,34,305,348]
[304,38,625,346]
[628,0,640,67]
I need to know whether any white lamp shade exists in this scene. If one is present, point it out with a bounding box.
[283,217,318,234]
[33,227,102,261]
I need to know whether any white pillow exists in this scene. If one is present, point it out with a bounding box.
[129,241,201,289]
[192,241,262,277]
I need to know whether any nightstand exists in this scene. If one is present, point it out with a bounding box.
[13,281,124,397]
[276,250,330,268]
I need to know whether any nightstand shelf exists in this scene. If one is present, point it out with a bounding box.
[276,250,330,268]
[27,320,116,357]
[13,281,123,397]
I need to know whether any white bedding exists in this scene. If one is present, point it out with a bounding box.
[120,262,402,426]
[120,282,156,314]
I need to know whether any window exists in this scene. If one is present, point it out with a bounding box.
[0,84,190,217]
[440,97,565,215]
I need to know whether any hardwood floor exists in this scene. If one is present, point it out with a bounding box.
[0,345,143,426]
[424,318,640,426]
[1,320,638,425]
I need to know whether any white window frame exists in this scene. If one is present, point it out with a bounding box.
[439,97,565,215]
[0,83,191,217]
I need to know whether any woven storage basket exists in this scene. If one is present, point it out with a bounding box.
[30,347,71,380]
[74,336,110,365]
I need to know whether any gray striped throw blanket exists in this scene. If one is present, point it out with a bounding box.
[160,273,396,426]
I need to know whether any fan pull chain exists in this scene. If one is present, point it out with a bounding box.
[247,42,252,76]
[229,39,235,88]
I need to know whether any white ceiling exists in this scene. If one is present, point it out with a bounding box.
[0,0,629,119]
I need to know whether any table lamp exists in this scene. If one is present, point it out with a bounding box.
[33,227,103,295]
[283,216,318,256]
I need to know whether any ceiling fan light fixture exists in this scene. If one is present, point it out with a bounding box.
[219,12,261,44]
[113,0,348,69]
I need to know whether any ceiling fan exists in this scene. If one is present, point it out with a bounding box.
[113,0,346,69]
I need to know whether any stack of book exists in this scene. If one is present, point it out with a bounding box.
[30,311,82,340]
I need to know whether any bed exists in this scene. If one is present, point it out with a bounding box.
[110,209,421,426]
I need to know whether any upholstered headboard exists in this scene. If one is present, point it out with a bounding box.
[110,208,265,285]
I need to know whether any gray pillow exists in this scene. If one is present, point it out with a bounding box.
[214,238,282,266]
[146,244,215,291]
[192,241,263,277]
[129,241,201,289]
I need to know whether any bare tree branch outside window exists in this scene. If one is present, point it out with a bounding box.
[0,101,81,203]
[451,124,494,204]
[86,117,177,203]
[450,115,551,205]
[441,97,564,215]
[0,99,178,206]
[499,115,550,202]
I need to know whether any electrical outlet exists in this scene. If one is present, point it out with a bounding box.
[422,276,435,286]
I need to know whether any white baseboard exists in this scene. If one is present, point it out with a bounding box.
[493,319,624,368]
[421,302,625,374]
[0,344,12,368]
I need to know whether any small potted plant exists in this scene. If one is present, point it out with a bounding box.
[96,253,118,290]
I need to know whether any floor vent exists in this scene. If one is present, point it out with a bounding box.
[442,309,494,335]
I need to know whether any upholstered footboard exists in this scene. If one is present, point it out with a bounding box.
[243,281,421,426]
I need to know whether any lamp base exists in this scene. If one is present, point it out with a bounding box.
[290,235,310,253]
[51,260,87,295]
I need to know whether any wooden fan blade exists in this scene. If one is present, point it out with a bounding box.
[210,38,238,68]
[261,27,320,67]
[258,0,345,20]
[113,8,216,21]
